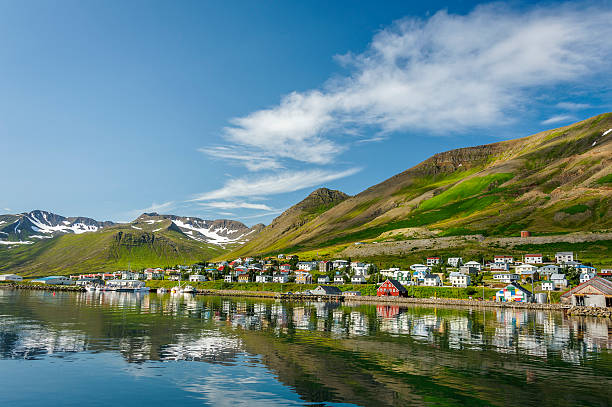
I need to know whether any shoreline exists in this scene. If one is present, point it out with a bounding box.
[3,284,610,318]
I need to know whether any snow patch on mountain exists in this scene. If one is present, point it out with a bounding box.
[0,240,33,245]
[171,219,251,245]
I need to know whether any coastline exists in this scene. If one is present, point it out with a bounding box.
[3,283,610,318]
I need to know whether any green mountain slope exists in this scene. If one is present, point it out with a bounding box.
[0,219,230,277]
[224,113,612,258]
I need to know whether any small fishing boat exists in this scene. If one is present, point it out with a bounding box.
[85,285,97,292]
[182,285,196,294]
[157,287,168,294]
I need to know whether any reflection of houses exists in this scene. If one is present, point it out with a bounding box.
[377,304,400,319]
[561,276,612,307]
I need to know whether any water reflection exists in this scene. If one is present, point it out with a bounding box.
[1,289,611,406]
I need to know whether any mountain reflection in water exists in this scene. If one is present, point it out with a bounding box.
[0,289,610,406]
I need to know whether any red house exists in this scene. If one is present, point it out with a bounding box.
[377,279,408,297]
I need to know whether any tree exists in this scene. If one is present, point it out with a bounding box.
[564,266,580,286]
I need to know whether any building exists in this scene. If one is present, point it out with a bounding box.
[460,265,479,275]
[310,285,342,296]
[319,261,332,273]
[515,264,538,274]
[541,280,556,291]
[344,291,361,296]
[189,275,207,282]
[524,254,543,264]
[494,255,514,264]
[317,275,330,284]
[580,272,596,284]
[334,274,345,284]
[332,260,349,269]
[351,275,366,284]
[279,264,292,272]
[539,265,560,276]
[224,275,234,283]
[297,261,318,271]
[237,274,250,283]
[144,270,164,280]
[32,276,72,285]
[277,254,285,259]
[351,263,372,276]
[447,257,463,267]
[520,230,531,237]
[560,277,612,307]
[0,274,22,282]
[410,264,430,273]
[255,274,272,283]
[449,272,471,287]
[295,272,312,284]
[550,273,568,288]
[490,263,509,272]
[423,274,441,286]
[272,274,289,283]
[463,261,482,271]
[377,279,408,297]
[75,277,101,286]
[412,270,427,282]
[493,273,520,283]
[426,257,441,267]
[555,252,574,264]
[496,283,533,303]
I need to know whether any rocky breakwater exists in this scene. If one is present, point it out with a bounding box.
[566,306,612,318]
[0,283,85,292]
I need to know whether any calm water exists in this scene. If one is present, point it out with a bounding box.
[1,289,611,406]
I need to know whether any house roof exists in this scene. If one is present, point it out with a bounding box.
[424,273,439,279]
[382,279,408,292]
[313,285,342,295]
[561,276,612,298]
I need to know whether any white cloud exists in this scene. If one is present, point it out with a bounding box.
[199,201,275,211]
[556,102,591,110]
[191,168,360,201]
[208,3,612,170]
[541,114,576,125]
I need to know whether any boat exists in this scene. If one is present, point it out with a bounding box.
[157,287,168,294]
[182,285,196,294]
[106,279,149,293]
[85,285,97,292]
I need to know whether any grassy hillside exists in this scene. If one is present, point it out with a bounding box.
[0,222,227,276]
[221,113,612,259]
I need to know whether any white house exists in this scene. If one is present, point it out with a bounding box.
[539,265,560,276]
[144,270,164,280]
[351,263,372,276]
[351,275,366,284]
[555,252,574,264]
[449,272,470,288]
[332,260,349,269]
[493,273,520,283]
[423,274,441,286]
[334,274,345,284]
[541,280,556,291]
[447,257,463,267]
[279,264,292,272]
[580,272,596,284]
[494,255,514,264]
[122,271,144,280]
[394,270,412,286]
[256,275,272,283]
[426,257,441,267]
[317,275,330,284]
[464,261,482,271]
[490,263,509,272]
[32,276,72,285]
[515,264,539,274]
[297,261,318,271]
[410,264,430,273]
[550,273,568,288]
[524,254,543,264]
[224,275,235,283]
[189,274,207,282]
[0,274,22,282]
[272,274,289,283]
[412,270,427,282]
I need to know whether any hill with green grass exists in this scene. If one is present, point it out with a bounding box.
[223,113,612,259]
[0,213,261,277]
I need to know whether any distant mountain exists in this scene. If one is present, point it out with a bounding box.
[223,113,612,258]
[0,211,264,276]
[0,210,114,242]
[133,213,264,246]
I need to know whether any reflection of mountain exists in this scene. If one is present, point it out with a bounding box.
[1,290,611,406]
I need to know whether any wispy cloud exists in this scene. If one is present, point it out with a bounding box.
[556,102,591,110]
[205,3,612,171]
[541,114,576,125]
[199,201,275,211]
[191,168,360,201]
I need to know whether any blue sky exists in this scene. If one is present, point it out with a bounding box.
[1,0,611,225]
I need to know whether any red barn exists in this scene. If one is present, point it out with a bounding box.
[377,279,408,297]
